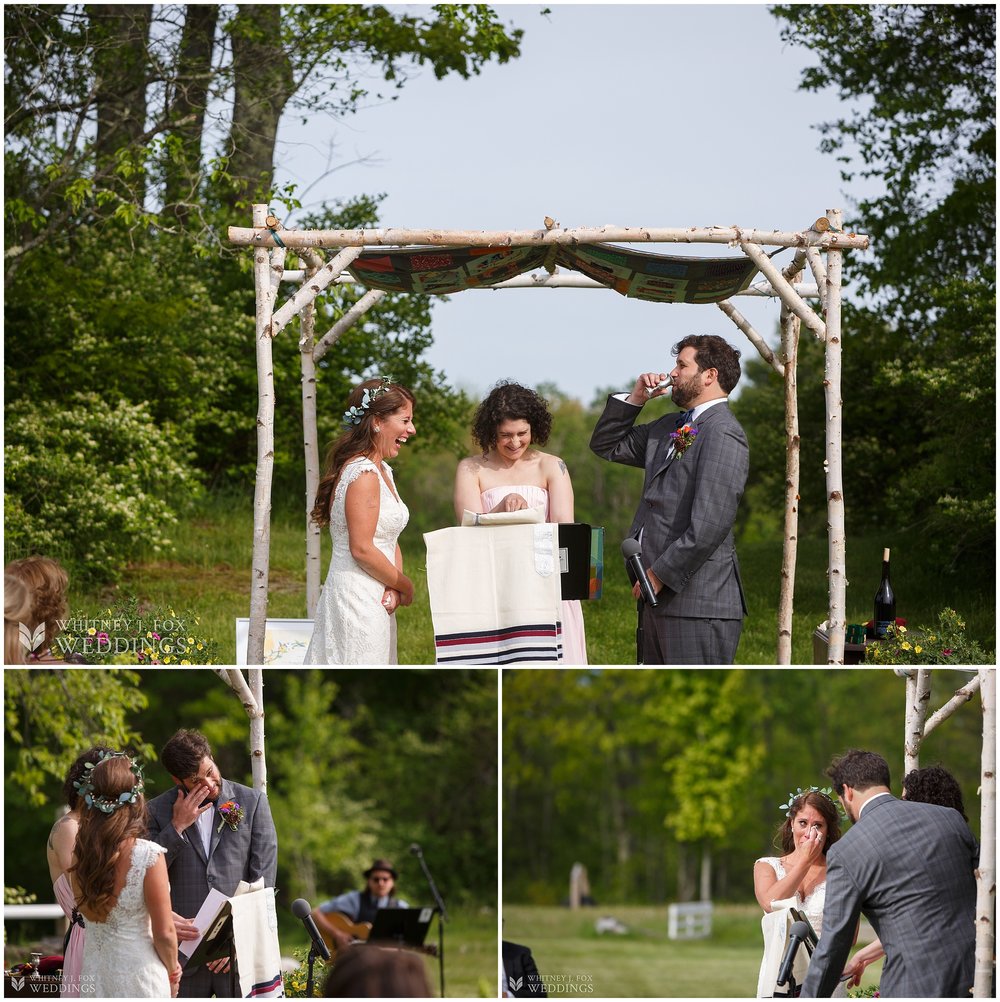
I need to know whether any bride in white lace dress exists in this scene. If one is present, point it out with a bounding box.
[70,752,180,997]
[754,788,848,998]
[305,378,416,664]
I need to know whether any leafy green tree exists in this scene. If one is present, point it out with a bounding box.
[770,4,995,313]
[746,5,997,567]
[264,671,380,904]
[3,668,153,805]
[4,5,523,267]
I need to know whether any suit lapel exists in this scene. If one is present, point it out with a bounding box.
[208,779,236,861]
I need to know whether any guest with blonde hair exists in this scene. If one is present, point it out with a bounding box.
[4,571,33,664]
[4,556,83,662]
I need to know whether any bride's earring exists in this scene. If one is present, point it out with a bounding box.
[375,425,381,432]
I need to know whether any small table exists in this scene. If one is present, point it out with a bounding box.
[812,627,867,665]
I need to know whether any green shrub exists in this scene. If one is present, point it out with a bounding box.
[4,393,198,583]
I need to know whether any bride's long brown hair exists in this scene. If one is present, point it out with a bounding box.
[311,378,415,529]
[69,755,148,921]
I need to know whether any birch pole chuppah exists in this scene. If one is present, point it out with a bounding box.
[232,206,868,664]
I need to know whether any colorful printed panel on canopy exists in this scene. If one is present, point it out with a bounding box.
[347,243,760,303]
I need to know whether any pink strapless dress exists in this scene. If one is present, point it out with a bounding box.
[54,873,84,997]
[479,485,588,664]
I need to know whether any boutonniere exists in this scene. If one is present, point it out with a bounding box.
[217,800,245,833]
[670,423,699,458]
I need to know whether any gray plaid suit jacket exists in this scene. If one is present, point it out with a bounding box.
[590,395,748,619]
[147,778,278,919]
[800,796,977,998]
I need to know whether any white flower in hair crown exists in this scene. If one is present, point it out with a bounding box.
[779,785,848,825]
[343,376,393,428]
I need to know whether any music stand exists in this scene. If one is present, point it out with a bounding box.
[368,906,435,949]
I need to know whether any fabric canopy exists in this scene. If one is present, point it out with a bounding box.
[347,243,762,304]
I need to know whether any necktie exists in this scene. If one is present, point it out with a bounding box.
[679,409,694,425]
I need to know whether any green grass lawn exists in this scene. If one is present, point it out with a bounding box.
[69,494,994,665]
[501,904,883,998]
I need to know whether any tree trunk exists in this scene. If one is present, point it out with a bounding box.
[164,4,220,225]
[699,843,712,901]
[226,5,295,209]
[973,668,995,998]
[777,306,801,664]
[89,5,152,201]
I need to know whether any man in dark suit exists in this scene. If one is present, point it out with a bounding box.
[148,729,278,998]
[502,939,546,997]
[801,749,977,998]
[590,334,749,664]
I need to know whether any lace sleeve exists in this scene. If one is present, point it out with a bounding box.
[334,457,379,505]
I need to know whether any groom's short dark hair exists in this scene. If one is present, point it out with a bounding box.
[827,749,891,794]
[161,728,213,780]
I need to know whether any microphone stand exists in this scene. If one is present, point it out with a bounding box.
[412,847,447,998]
[635,598,644,664]
[305,940,322,999]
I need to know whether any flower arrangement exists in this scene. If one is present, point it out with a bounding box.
[57,594,219,665]
[217,800,245,833]
[282,950,328,998]
[670,423,699,458]
[848,985,880,998]
[865,608,993,665]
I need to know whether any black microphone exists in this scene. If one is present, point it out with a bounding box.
[409,843,422,856]
[776,920,811,988]
[291,898,331,961]
[621,538,658,607]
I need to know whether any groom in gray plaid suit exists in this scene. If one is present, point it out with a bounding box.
[801,749,977,998]
[148,729,278,998]
[590,334,749,664]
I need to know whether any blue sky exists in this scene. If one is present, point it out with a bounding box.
[275,4,876,405]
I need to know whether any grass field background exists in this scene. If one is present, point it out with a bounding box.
[501,904,883,998]
[67,492,994,665]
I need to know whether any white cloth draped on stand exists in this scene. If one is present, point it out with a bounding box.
[424,523,563,664]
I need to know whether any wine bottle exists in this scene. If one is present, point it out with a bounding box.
[873,547,896,639]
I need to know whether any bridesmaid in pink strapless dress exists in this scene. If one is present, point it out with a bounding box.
[454,382,588,665]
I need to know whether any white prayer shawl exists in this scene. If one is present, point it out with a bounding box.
[424,523,563,664]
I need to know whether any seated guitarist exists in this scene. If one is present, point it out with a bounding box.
[311,858,408,953]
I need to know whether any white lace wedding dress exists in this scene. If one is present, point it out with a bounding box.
[81,839,170,998]
[756,856,847,998]
[304,457,409,664]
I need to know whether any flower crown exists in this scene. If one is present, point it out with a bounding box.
[73,750,144,814]
[343,376,393,428]
[779,785,848,825]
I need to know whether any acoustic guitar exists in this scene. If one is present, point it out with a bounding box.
[317,910,437,959]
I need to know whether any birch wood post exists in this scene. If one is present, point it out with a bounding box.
[823,208,847,664]
[211,668,267,792]
[716,299,784,375]
[902,668,932,775]
[247,204,277,666]
[973,667,995,998]
[777,306,801,664]
[805,248,828,312]
[923,672,982,737]
[736,238,827,340]
[313,289,387,363]
[270,246,364,336]
[229,222,870,252]
[299,268,322,618]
